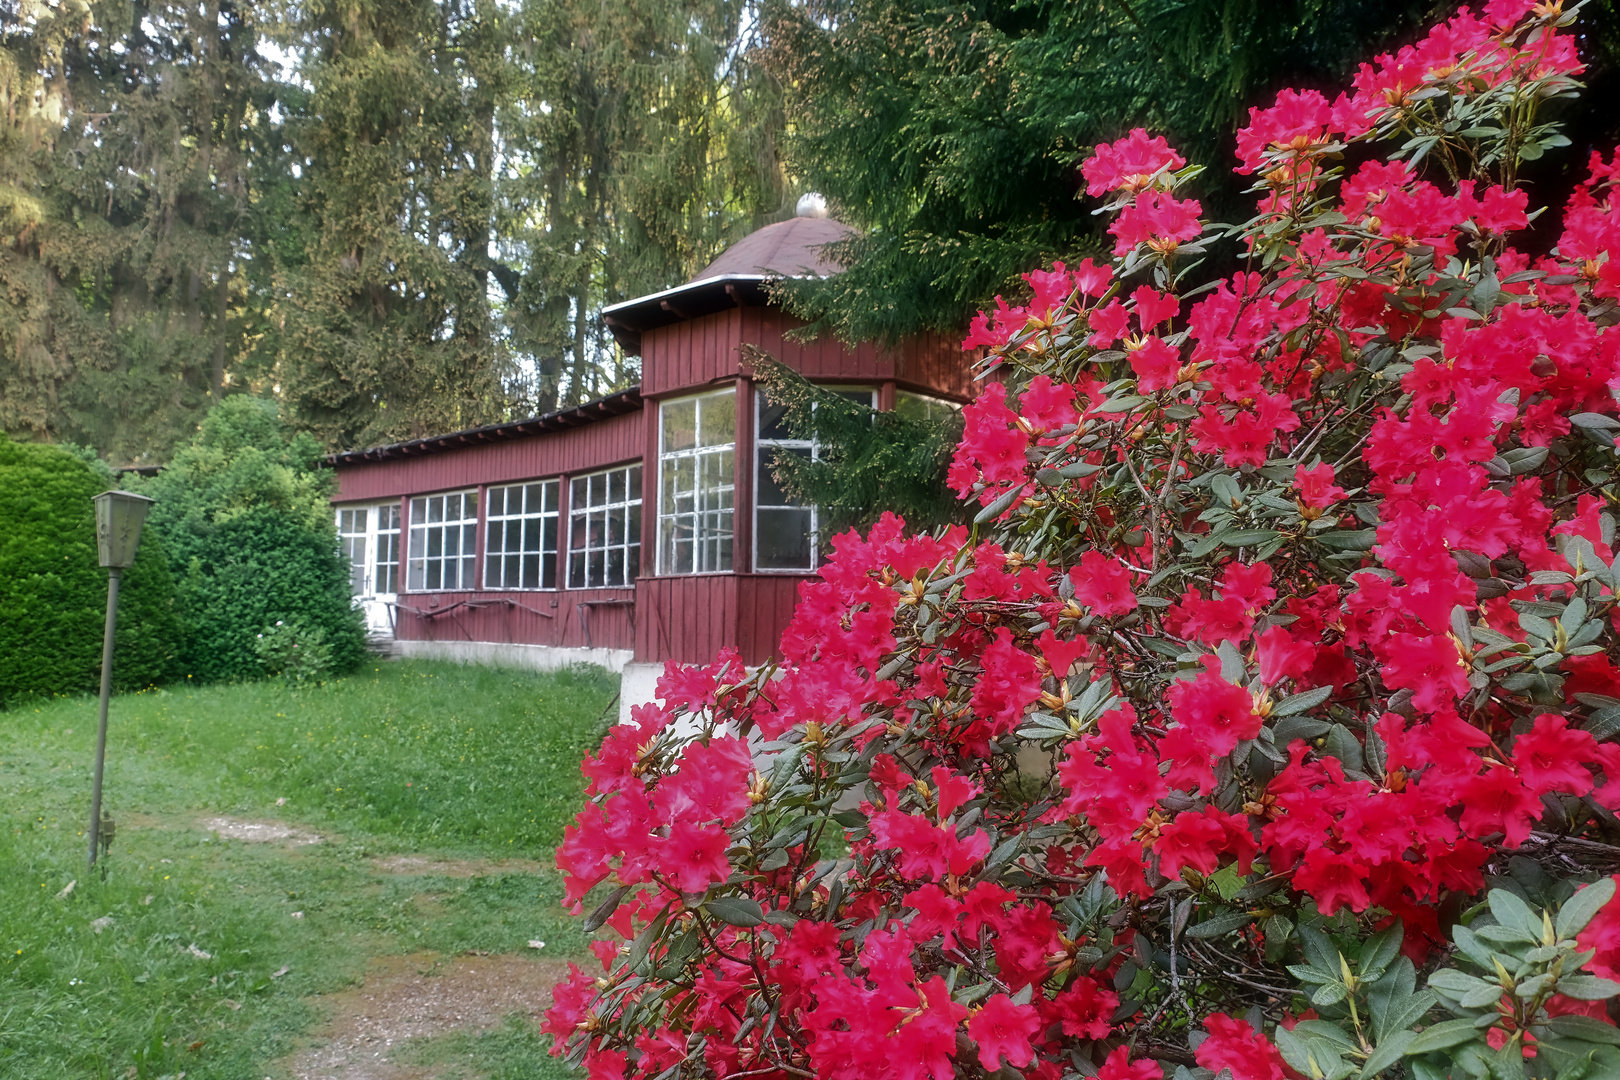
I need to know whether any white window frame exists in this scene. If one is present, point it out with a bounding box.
[335,503,401,598]
[485,480,560,591]
[569,463,642,589]
[753,386,876,573]
[407,490,478,591]
[657,389,736,575]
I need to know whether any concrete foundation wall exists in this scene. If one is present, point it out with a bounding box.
[393,639,634,676]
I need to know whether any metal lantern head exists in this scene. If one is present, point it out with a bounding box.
[93,491,155,569]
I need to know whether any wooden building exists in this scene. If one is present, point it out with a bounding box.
[328,205,970,677]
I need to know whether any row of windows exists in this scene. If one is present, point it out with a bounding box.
[341,387,954,593]
[400,466,644,593]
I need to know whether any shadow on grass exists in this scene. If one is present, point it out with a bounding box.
[0,660,612,1078]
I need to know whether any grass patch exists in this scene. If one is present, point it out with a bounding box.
[394,1013,577,1078]
[0,660,613,1078]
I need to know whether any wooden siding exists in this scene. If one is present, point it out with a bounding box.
[737,574,810,665]
[634,573,812,666]
[334,409,646,502]
[640,307,972,401]
[636,575,737,664]
[393,586,637,652]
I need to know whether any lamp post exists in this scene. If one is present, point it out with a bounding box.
[88,490,155,874]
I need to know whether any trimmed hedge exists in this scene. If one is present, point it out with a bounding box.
[173,507,366,683]
[0,437,178,706]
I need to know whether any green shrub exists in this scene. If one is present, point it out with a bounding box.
[0,436,179,705]
[134,397,366,684]
[252,618,335,685]
[174,507,365,683]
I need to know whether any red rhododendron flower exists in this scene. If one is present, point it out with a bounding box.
[659,819,733,892]
[1196,1013,1288,1080]
[1070,550,1139,617]
[1294,462,1347,509]
[969,994,1041,1069]
[1099,1046,1164,1080]
[972,627,1043,733]
[1054,975,1120,1039]
[1110,191,1204,254]
[1083,128,1186,196]
[1378,632,1469,714]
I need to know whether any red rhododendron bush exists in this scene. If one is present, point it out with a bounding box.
[548,4,1620,1078]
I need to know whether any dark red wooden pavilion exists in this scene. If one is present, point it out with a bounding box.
[327,206,970,681]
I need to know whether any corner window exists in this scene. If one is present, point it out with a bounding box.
[754,387,875,572]
[895,390,961,423]
[569,465,642,588]
[408,490,477,591]
[485,481,559,590]
[658,390,735,574]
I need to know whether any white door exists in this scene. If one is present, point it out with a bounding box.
[337,504,401,636]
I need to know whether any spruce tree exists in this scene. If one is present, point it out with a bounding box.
[765,0,1620,343]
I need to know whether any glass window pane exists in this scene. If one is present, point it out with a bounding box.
[662,399,697,452]
[758,398,792,440]
[699,392,735,447]
[569,551,585,589]
[572,476,586,510]
[609,469,625,503]
[758,446,810,505]
[628,466,642,502]
[758,508,814,570]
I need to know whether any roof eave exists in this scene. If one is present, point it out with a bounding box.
[323,385,644,468]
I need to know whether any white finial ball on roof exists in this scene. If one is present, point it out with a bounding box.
[795,192,829,219]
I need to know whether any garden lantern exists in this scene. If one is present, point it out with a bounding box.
[88,490,154,873]
[94,489,154,569]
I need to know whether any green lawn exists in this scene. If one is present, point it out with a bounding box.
[0,660,615,1078]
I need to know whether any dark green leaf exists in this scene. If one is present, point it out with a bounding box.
[705,896,764,927]
[1185,910,1255,939]
[1405,1018,1484,1055]
[1558,879,1617,940]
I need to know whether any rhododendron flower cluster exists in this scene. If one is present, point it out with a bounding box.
[547,5,1620,1078]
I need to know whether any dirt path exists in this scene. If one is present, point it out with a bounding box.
[139,813,572,1077]
[284,953,569,1080]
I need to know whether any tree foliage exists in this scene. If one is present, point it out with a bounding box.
[748,346,964,538]
[765,0,1620,344]
[0,0,272,463]
[545,6,1620,1077]
[1,0,788,459]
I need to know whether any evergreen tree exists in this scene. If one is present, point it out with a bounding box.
[765,0,1620,343]
[747,348,962,538]
[0,0,276,462]
[1,0,789,458]
[495,0,788,412]
[266,0,516,450]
